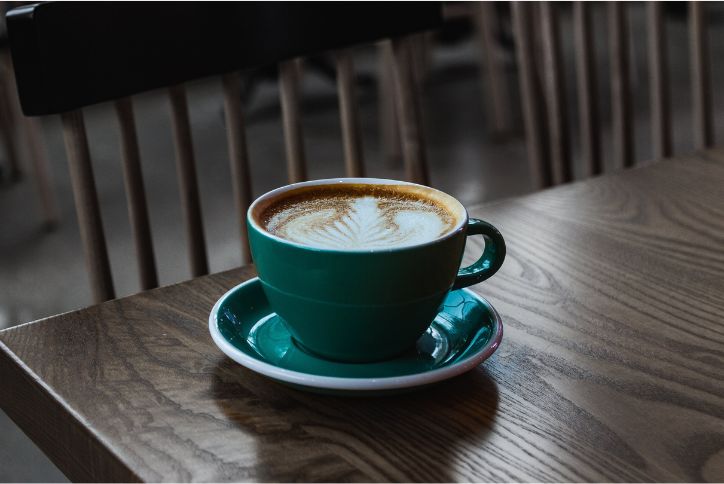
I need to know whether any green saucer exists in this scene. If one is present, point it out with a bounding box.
[209,278,503,394]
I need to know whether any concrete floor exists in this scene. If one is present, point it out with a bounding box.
[2,4,724,481]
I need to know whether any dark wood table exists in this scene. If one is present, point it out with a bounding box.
[2,152,724,482]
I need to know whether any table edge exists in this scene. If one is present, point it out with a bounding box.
[0,339,141,482]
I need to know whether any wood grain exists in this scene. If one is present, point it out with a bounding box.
[2,154,724,481]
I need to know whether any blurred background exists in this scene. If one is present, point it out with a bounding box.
[1,2,724,480]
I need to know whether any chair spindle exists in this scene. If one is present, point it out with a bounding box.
[476,2,510,137]
[61,110,115,302]
[222,72,253,264]
[378,41,402,165]
[114,97,158,290]
[279,59,308,183]
[24,117,59,228]
[609,2,634,169]
[573,2,602,177]
[391,36,430,186]
[168,84,209,277]
[0,69,22,181]
[647,2,672,159]
[410,33,430,88]
[541,2,571,185]
[512,2,550,189]
[689,1,714,150]
[335,50,365,178]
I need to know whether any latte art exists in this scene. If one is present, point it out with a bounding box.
[258,185,459,250]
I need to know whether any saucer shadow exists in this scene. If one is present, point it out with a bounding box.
[211,357,500,481]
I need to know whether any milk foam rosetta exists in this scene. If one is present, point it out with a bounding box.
[260,185,459,250]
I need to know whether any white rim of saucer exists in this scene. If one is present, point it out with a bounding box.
[208,278,503,391]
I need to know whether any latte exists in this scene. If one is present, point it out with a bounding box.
[255,184,461,250]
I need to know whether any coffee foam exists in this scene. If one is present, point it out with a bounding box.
[257,184,460,250]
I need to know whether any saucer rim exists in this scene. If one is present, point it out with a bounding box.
[208,277,503,391]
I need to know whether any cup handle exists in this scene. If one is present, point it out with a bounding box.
[452,218,506,290]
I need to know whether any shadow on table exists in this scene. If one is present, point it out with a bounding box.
[212,358,499,481]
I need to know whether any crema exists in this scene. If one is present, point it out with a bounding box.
[257,184,460,250]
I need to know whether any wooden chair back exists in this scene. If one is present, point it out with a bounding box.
[7,2,442,302]
[511,1,715,189]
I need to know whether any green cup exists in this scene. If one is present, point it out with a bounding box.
[248,178,505,362]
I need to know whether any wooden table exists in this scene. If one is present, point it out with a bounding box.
[2,153,724,482]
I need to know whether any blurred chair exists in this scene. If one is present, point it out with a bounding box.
[378,31,435,165]
[511,1,715,189]
[7,2,442,303]
[442,1,513,139]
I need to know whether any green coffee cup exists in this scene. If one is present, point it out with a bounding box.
[248,178,505,362]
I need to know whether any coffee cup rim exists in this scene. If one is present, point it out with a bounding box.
[247,178,468,253]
